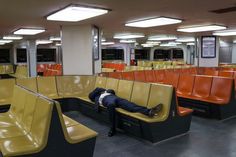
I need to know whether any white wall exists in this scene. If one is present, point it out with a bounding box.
[62,25,94,75]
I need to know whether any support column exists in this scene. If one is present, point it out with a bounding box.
[27,40,37,77]
[195,36,220,67]
[61,25,102,75]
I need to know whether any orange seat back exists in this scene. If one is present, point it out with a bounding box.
[192,76,212,98]
[108,72,122,79]
[204,68,218,76]
[177,74,195,95]
[164,72,179,88]
[154,70,166,83]
[209,77,233,103]
[144,70,156,82]
[133,71,146,82]
[218,71,234,78]
[122,72,135,81]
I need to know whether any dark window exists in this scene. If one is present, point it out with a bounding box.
[102,49,124,60]
[173,49,184,59]
[0,49,10,63]
[37,49,56,62]
[17,48,27,63]
[135,49,149,59]
[154,49,171,60]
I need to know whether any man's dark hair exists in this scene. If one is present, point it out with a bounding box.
[106,89,115,95]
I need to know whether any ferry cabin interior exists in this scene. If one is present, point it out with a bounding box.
[1,0,236,157]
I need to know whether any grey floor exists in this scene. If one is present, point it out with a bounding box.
[66,111,236,157]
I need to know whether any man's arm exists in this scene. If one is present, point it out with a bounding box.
[88,87,106,102]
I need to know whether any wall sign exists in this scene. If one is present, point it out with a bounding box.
[92,26,99,60]
[201,36,216,58]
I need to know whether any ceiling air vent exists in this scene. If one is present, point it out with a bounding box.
[210,6,236,14]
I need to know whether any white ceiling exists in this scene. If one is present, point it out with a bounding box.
[1,0,236,42]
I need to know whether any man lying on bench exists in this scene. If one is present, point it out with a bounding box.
[89,87,163,137]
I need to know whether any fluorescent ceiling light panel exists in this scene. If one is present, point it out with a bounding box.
[50,37,61,41]
[102,42,115,45]
[120,39,136,43]
[47,5,108,22]
[3,35,23,40]
[187,42,195,46]
[14,28,45,35]
[101,38,106,42]
[176,37,195,42]
[141,44,154,48]
[148,35,177,41]
[114,33,145,39]
[0,40,13,43]
[146,41,161,45]
[0,43,5,45]
[36,40,53,45]
[125,17,182,28]
[56,43,62,46]
[213,30,236,36]
[177,25,226,33]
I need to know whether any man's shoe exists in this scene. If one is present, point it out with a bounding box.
[148,103,163,117]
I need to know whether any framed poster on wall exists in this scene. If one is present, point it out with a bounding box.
[201,36,216,58]
[92,26,99,60]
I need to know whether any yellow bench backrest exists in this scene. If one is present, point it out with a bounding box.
[105,78,119,92]
[147,84,173,121]
[0,79,15,105]
[37,76,58,98]
[130,82,150,107]
[117,80,133,101]
[17,77,37,92]
[95,76,107,88]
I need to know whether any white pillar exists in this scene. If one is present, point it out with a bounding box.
[195,36,219,67]
[27,40,37,77]
[61,25,102,75]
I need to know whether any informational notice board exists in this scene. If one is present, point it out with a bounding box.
[201,36,216,58]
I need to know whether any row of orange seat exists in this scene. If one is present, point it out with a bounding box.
[105,70,236,119]
[102,62,126,71]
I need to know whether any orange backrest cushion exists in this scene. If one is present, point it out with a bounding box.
[144,70,156,82]
[122,72,135,81]
[108,72,123,79]
[177,74,195,95]
[154,70,166,83]
[210,77,232,102]
[133,71,146,82]
[192,75,212,98]
[164,72,179,88]
[218,71,234,78]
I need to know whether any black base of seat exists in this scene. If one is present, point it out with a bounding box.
[0,104,10,113]
[0,74,14,79]
[178,96,236,120]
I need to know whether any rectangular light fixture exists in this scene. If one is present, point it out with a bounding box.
[141,44,154,48]
[125,17,182,28]
[102,42,115,45]
[120,39,136,43]
[177,25,226,33]
[3,35,23,40]
[14,28,45,35]
[47,5,109,22]
[50,37,61,41]
[176,37,195,42]
[56,43,62,46]
[213,30,236,36]
[0,40,13,43]
[36,40,53,45]
[114,33,145,39]
[0,43,5,45]
[148,35,177,41]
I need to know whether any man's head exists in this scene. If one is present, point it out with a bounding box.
[106,89,115,95]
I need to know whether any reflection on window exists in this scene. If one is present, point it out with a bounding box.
[17,48,27,63]
[135,49,150,60]
[0,49,10,63]
[102,49,124,60]
[154,49,171,60]
[37,49,56,62]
